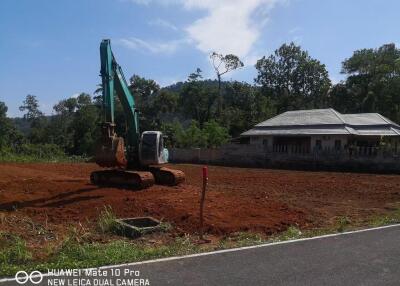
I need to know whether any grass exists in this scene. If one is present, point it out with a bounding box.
[0,233,32,265]
[96,206,120,234]
[0,233,33,276]
[369,208,400,227]
[217,232,265,249]
[0,153,86,163]
[336,216,351,232]
[0,144,86,163]
[0,233,199,277]
[2,207,400,278]
[273,226,303,241]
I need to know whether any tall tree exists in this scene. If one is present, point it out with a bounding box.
[70,94,100,155]
[255,43,331,113]
[0,102,22,149]
[19,95,43,120]
[331,43,400,121]
[48,96,81,151]
[179,69,218,126]
[129,75,161,130]
[223,81,274,136]
[210,52,244,116]
[19,95,47,143]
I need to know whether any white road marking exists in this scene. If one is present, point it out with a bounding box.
[0,224,399,283]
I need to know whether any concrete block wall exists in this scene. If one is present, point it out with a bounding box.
[169,145,400,174]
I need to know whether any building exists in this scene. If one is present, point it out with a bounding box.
[241,108,400,155]
[170,108,400,172]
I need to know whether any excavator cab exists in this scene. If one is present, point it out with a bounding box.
[139,131,168,165]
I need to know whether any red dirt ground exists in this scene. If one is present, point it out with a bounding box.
[1,163,400,245]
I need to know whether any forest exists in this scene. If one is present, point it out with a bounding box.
[1,42,400,160]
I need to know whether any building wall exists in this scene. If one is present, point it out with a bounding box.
[249,135,349,151]
[169,144,400,174]
[310,135,349,151]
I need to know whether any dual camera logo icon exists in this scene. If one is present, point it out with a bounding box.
[15,271,43,284]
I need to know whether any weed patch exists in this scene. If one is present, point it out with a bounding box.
[96,206,121,235]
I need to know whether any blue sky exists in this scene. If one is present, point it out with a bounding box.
[1,0,399,117]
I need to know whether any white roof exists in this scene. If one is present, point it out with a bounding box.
[242,108,400,136]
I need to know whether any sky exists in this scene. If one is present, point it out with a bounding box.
[0,0,399,117]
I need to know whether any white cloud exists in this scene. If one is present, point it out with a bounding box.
[184,0,279,58]
[119,37,189,54]
[292,35,303,45]
[126,0,180,5]
[148,18,178,31]
[243,52,263,66]
[289,27,302,34]
[39,102,55,116]
[289,26,303,44]
[126,0,283,60]
[127,0,152,5]
[157,76,183,87]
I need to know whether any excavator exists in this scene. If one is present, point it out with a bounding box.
[90,39,185,189]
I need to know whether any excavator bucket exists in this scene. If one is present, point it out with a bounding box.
[95,136,127,168]
[92,135,156,189]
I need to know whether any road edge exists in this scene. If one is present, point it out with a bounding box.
[1,223,399,283]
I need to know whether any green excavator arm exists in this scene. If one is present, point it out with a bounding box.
[97,39,140,167]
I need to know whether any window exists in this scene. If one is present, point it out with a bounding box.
[334,140,341,150]
[262,139,268,146]
[315,140,322,150]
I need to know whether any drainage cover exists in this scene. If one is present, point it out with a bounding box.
[115,217,161,238]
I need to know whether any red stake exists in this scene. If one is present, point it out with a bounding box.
[200,166,208,240]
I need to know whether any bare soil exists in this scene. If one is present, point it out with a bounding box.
[1,163,400,248]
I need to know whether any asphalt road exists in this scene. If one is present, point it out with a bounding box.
[136,225,400,286]
[1,225,399,286]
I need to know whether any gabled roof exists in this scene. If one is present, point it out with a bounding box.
[255,109,344,127]
[242,108,400,136]
[341,113,400,127]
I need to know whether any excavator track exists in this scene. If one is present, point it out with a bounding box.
[149,167,185,186]
[90,169,155,189]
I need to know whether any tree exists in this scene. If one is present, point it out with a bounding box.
[129,75,161,130]
[161,121,184,148]
[222,81,274,136]
[179,69,218,126]
[19,95,43,120]
[70,95,100,155]
[176,120,207,148]
[255,42,331,113]
[203,120,230,148]
[53,97,78,115]
[331,43,400,121]
[153,90,178,114]
[0,102,22,149]
[210,52,244,115]
[19,95,47,144]
[48,95,86,151]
